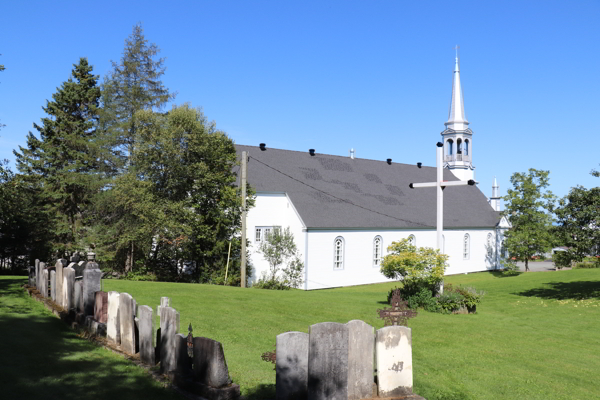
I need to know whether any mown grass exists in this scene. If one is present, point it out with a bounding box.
[0,277,184,400]
[100,269,600,400]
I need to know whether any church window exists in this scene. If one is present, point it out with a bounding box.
[487,233,493,257]
[463,234,470,259]
[255,228,262,242]
[408,235,416,247]
[465,139,469,155]
[447,140,454,155]
[457,138,463,154]
[334,237,344,270]
[373,236,383,267]
[255,226,280,243]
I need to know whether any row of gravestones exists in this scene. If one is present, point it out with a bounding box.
[29,256,103,317]
[276,320,420,400]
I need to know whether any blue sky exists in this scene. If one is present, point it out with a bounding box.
[1,1,598,202]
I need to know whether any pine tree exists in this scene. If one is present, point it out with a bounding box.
[13,58,105,253]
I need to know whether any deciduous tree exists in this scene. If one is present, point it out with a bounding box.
[502,169,555,271]
[257,227,304,289]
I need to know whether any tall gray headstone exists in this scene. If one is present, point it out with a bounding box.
[54,259,67,307]
[34,259,40,288]
[37,261,45,293]
[376,326,413,397]
[63,266,75,310]
[41,269,49,298]
[175,333,192,375]
[119,292,136,354]
[83,266,102,315]
[157,296,170,324]
[107,291,121,344]
[50,270,56,301]
[74,279,83,313]
[138,305,155,365]
[308,322,349,400]
[160,306,180,373]
[193,337,231,387]
[347,320,374,400]
[276,331,309,400]
[28,265,35,286]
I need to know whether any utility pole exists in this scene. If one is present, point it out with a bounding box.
[240,151,247,288]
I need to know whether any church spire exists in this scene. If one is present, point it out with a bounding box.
[445,47,469,131]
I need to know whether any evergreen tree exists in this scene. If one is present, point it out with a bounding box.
[13,58,105,253]
[502,169,556,271]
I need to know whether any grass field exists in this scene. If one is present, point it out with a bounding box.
[0,276,184,400]
[100,269,600,400]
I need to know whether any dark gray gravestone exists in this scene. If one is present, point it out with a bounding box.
[308,322,349,400]
[28,265,35,286]
[83,267,102,315]
[375,326,413,397]
[119,292,136,354]
[94,291,108,324]
[138,305,155,365]
[50,270,56,301]
[41,269,49,298]
[347,320,374,400]
[63,267,75,310]
[74,261,87,277]
[192,337,231,387]
[34,259,40,288]
[54,259,67,307]
[107,291,121,344]
[74,279,83,313]
[160,306,180,373]
[175,333,192,375]
[276,331,309,400]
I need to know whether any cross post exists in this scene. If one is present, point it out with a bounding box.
[409,142,475,292]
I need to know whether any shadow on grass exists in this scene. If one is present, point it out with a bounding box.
[489,271,522,278]
[0,278,183,400]
[516,280,600,300]
[245,383,276,400]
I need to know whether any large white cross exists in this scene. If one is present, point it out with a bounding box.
[409,142,475,263]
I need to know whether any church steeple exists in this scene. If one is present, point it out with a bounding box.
[441,47,475,181]
[445,53,469,131]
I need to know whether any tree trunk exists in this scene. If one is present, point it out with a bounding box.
[525,259,529,272]
[125,241,134,273]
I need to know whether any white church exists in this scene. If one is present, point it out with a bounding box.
[236,55,510,290]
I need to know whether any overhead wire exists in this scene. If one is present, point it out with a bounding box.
[247,155,431,228]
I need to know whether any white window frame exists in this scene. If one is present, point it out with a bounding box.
[333,237,345,270]
[255,226,281,243]
[408,234,416,247]
[373,236,383,267]
[463,234,470,260]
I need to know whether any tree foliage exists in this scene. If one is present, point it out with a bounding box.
[13,58,107,253]
[502,169,555,271]
[257,227,304,289]
[380,238,448,296]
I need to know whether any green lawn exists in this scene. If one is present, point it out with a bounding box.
[101,269,600,400]
[5,270,600,400]
[0,276,184,400]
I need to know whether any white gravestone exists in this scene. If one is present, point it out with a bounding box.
[376,326,413,397]
[107,291,121,345]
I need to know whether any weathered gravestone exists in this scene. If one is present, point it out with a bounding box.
[276,331,309,400]
[160,306,180,373]
[63,266,75,310]
[33,259,40,288]
[138,305,155,365]
[119,292,136,354]
[175,333,192,375]
[41,269,49,298]
[37,261,45,294]
[54,259,67,307]
[74,279,84,313]
[29,265,35,287]
[157,296,170,322]
[83,266,102,315]
[193,337,231,387]
[94,291,108,324]
[74,260,87,277]
[308,322,349,400]
[50,270,56,301]
[107,291,121,344]
[376,326,413,397]
[347,320,374,400]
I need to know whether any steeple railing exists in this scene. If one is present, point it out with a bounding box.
[445,154,471,162]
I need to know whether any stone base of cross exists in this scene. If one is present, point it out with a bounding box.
[409,142,475,294]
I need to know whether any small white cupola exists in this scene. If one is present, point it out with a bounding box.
[441,46,475,181]
[489,176,501,211]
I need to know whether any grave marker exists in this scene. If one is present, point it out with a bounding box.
[50,270,56,301]
[54,259,67,307]
[138,305,155,365]
[308,322,349,400]
[160,306,180,373]
[376,326,413,397]
[377,290,417,327]
[119,292,136,354]
[347,320,374,400]
[107,291,121,344]
[94,291,108,324]
[276,331,308,400]
[63,267,75,310]
[83,266,102,315]
[193,337,231,387]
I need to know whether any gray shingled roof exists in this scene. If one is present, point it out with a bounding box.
[236,144,500,229]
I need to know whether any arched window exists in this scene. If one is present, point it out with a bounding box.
[464,139,469,155]
[333,237,344,270]
[447,139,454,155]
[408,235,416,247]
[487,233,493,257]
[463,234,470,260]
[373,236,383,267]
[457,138,463,154]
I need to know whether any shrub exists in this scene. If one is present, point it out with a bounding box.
[499,259,520,276]
[437,291,465,314]
[552,251,572,269]
[574,262,599,269]
[446,284,486,308]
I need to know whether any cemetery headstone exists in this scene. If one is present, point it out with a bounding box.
[74,279,84,313]
[193,337,231,387]
[378,290,418,327]
[138,305,155,365]
[42,269,49,298]
[119,292,136,354]
[175,333,192,375]
[83,265,102,315]
[376,326,413,397]
[37,261,45,293]
[107,291,121,344]
[94,291,108,324]
[50,270,56,301]
[34,259,40,288]
[54,259,67,307]
[157,296,170,323]
[308,322,349,400]
[160,306,180,373]
[276,331,309,400]
[347,320,374,400]
[74,260,87,277]
[63,267,75,310]
[28,265,35,286]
